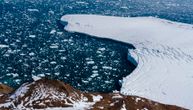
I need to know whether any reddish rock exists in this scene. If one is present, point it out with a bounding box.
[0,84,13,94]
[0,79,186,110]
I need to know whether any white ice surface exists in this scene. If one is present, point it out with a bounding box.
[61,14,193,109]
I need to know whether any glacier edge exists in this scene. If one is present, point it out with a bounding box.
[61,14,193,109]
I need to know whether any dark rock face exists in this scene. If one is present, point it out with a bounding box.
[0,79,186,110]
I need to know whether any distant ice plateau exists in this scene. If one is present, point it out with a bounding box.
[61,14,193,109]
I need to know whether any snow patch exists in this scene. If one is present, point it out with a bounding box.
[92,95,103,102]
[10,83,29,99]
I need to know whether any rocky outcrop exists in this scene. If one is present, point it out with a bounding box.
[0,84,13,94]
[0,79,186,110]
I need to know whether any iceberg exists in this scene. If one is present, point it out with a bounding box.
[61,14,193,109]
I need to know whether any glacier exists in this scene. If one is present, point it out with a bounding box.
[61,14,193,109]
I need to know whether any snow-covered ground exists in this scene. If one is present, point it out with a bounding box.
[61,14,193,109]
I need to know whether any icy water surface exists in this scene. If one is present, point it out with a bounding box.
[0,0,193,92]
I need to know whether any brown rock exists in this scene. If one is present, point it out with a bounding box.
[0,79,187,110]
[0,84,13,94]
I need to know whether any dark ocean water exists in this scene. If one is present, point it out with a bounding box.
[0,0,193,92]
